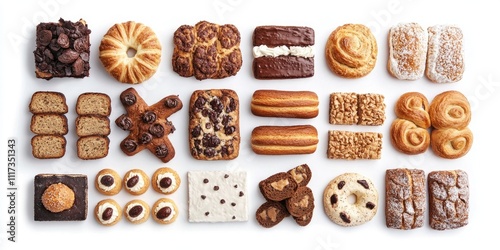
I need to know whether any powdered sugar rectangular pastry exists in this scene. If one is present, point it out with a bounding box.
[188,170,247,222]
[426,25,464,83]
[387,23,427,80]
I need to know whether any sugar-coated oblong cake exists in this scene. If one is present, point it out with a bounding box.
[426,25,464,83]
[189,89,240,160]
[387,23,427,80]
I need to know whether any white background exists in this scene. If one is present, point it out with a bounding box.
[1,0,499,249]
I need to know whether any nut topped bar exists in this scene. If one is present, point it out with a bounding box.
[34,18,91,79]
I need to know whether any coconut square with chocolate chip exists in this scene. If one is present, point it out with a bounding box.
[188,170,247,222]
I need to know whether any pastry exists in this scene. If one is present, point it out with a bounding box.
[99,21,161,84]
[394,92,431,128]
[252,26,314,79]
[325,24,377,78]
[255,201,289,228]
[430,127,473,159]
[124,199,150,224]
[251,125,318,155]
[30,114,68,135]
[29,91,68,114]
[285,186,315,218]
[385,168,425,230]
[152,198,179,224]
[287,164,312,187]
[34,18,91,79]
[323,173,378,227]
[31,135,66,159]
[76,92,111,116]
[115,87,182,163]
[152,167,181,195]
[390,118,430,155]
[428,170,469,230]
[426,25,464,83]
[387,23,427,80]
[251,90,319,118]
[123,169,150,195]
[189,89,240,160]
[187,170,248,222]
[259,172,298,202]
[95,169,122,195]
[77,136,110,160]
[172,21,242,80]
[94,199,122,226]
[327,130,383,160]
[429,90,471,130]
[34,174,88,221]
[329,92,385,125]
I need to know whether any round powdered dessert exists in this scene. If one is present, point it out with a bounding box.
[99,21,162,84]
[41,183,75,213]
[95,169,122,195]
[94,199,122,226]
[323,173,378,227]
[325,24,377,78]
[152,198,179,225]
[123,169,150,195]
[152,167,180,195]
[124,199,150,224]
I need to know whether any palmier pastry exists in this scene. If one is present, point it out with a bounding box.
[325,24,377,78]
[429,90,471,130]
[99,21,161,84]
[430,128,473,159]
[390,118,430,155]
[394,92,431,129]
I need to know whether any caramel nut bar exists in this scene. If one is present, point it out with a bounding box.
[327,130,383,160]
[329,92,385,126]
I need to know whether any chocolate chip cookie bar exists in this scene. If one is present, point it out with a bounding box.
[189,89,240,160]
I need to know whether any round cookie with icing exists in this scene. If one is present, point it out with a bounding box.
[152,198,179,224]
[95,169,122,195]
[124,199,150,224]
[94,199,122,226]
[323,172,378,227]
[123,169,150,195]
[152,167,180,195]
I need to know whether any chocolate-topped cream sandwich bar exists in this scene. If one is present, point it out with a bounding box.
[252,26,315,79]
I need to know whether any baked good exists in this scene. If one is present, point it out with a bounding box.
[251,125,318,155]
[329,92,385,125]
[31,135,66,159]
[152,198,179,225]
[123,169,150,195]
[172,21,242,80]
[188,171,248,222]
[325,24,377,78]
[285,186,315,217]
[76,92,111,116]
[394,92,431,128]
[358,93,386,125]
[76,136,109,160]
[189,89,240,160]
[124,199,150,224]
[251,90,319,118]
[116,87,183,163]
[75,115,110,137]
[30,114,68,135]
[428,170,469,230]
[99,21,161,84]
[323,172,378,227]
[390,118,430,155]
[252,26,314,79]
[255,201,289,228]
[327,130,383,160]
[426,25,464,83]
[95,169,122,195]
[429,90,471,130]
[94,199,122,226]
[34,18,91,79]
[152,167,180,195]
[287,164,312,187]
[34,174,87,221]
[387,23,427,80]
[430,127,473,159]
[29,91,68,114]
[259,172,298,201]
[385,168,426,230]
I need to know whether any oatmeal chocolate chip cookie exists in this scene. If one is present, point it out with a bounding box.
[323,172,378,227]
[189,89,240,160]
[94,199,122,226]
[115,88,182,163]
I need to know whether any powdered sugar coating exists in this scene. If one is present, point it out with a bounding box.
[426,25,465,83]
[388,23,427,80]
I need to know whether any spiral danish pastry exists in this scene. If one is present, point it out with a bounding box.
[429,91,471,130]
[431,127,473,159]
[325,24,377,78]
[394,92,431,128]
[99,21,162,84]
[390,118,430,155]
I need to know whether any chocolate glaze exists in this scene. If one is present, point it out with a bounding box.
[253,26,314,47]
[253,57,314,79]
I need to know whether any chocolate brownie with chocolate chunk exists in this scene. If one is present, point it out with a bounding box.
[189,89,240,160]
